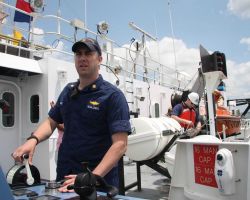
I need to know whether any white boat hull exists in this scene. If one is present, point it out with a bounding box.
[126,117,181,161]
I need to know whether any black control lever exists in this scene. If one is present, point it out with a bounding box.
[22,154,35,185]
[66,162,96,200]
[66,162,118,200]
[95,175,118,198]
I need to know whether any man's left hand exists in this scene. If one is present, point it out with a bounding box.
[58,175,77,193]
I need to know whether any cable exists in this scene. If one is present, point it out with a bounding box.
[145,46,152,59]
[168,1,177,73]
[51,39,61,49]
[128,38,139,80]
[144,73,152,118]
[106,51,109,67]
[128,38,136,63]
[100,63,120,86]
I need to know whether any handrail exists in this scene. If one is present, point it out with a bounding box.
[0,1,190,89]
[0,33,48,50]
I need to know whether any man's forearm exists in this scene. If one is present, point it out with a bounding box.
[32,117,57,143]
[93,133,127,177]
[171,115,189,125]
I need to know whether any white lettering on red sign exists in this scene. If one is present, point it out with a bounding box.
[193,144,219,188]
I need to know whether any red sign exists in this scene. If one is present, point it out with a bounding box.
[193,144,219,188]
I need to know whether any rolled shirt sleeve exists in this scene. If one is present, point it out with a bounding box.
[107,91,131,135]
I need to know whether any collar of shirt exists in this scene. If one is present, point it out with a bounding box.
[79,74,104,93]
[182,102,194,111]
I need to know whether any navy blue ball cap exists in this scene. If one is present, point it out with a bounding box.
[72,37,102,55]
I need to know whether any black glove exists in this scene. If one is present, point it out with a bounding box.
[95,175,118,198]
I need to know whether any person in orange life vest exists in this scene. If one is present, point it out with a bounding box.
[171,92,201,137]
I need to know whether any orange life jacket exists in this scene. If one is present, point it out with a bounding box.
[179,104,196,129]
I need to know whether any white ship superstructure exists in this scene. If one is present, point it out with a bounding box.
[0,1,189,180]
[1,1,250,200]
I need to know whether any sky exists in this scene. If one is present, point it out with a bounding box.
[3,0,250,99]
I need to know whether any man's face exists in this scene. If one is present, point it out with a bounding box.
[186,98,195,109]
[74,48,102,78]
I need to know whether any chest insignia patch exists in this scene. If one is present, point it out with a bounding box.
[87,101,100,110]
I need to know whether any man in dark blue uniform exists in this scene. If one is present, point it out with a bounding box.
[12,38,131,192]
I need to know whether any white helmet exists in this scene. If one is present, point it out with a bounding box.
[188,92,199,106]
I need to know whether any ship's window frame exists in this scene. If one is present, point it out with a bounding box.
[30,94,39,123]
[1,92,15,127]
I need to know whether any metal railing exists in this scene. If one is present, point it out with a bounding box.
[0,1,191,90]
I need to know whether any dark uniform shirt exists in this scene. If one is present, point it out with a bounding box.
[49,75,131,187]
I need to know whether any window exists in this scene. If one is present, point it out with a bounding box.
[30,95,39,123]
[154,103,160,118]
[2,92,14,127]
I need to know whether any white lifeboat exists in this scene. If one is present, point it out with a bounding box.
[125,116,182,161]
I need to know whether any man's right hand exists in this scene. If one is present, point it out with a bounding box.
[12,139,37,165]
[185,120,194,128]
[186,128,199,138]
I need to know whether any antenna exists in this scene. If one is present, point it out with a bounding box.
[84,0,87,29]
[57,0,61,34]
[168,1,178,76]
[129,22,157,41]
[153,16,161,68]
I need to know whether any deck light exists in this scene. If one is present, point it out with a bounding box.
[97,21,109,35]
